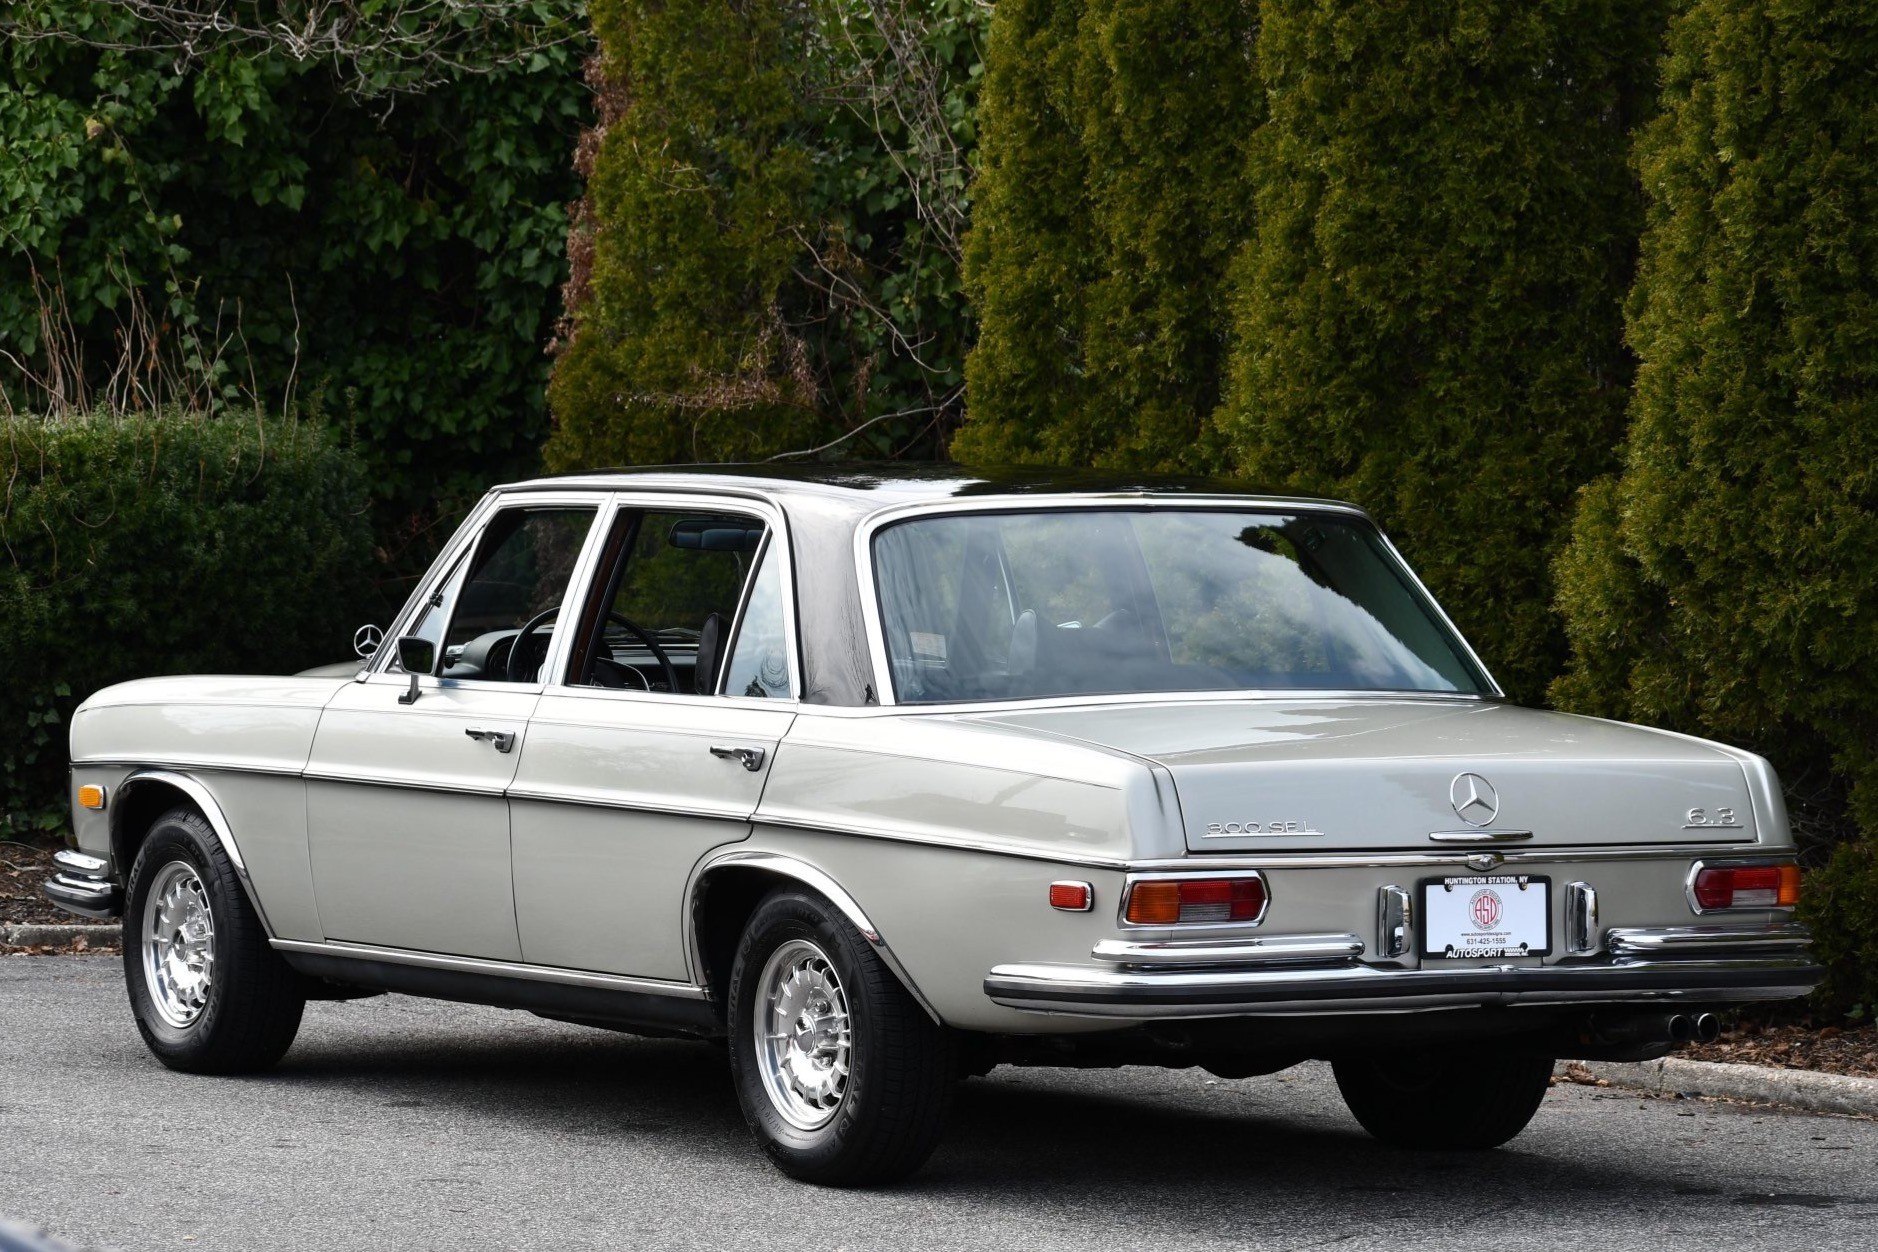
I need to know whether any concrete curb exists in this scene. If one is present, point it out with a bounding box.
[1560,1057,1878,1118]
[0,922,118,948]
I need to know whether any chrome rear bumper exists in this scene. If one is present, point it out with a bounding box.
[984,922,1819,1019]
[42,850,121,920]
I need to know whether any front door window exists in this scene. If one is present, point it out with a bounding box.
[403,506,597,683]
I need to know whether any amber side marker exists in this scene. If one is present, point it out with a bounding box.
[77,784,106,810]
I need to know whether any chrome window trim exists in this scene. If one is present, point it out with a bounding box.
[544,490,804,706]
[1683,856,1800,917]
[268,938,709,999]
[369,490,614,684]
[851,494,1506,709]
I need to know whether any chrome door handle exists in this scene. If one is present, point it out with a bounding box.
[465,727,516,753]
[709,745,766,772]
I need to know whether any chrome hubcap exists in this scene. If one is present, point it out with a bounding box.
[755,939,852,1130]
[141,861,215,1028]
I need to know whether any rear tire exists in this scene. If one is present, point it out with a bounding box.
[122,808,305,1073]
[727,889,954,1185]
[1333,1049,1553,1150]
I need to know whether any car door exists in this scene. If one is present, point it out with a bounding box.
[305,496,604,961]
[508,495,799,980]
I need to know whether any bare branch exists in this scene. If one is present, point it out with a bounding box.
[0,1,587,98]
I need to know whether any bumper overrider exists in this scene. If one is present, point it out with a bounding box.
[983,923,1821,1019]
[42,850,121,920]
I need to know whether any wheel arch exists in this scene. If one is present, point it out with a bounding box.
[688,850,941,1026]
[111,770,275,936]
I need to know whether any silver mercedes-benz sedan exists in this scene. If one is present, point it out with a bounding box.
[49,466,1817,1184]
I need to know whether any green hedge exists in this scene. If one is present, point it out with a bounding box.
[1,413,374,829]
[1214,0,1668,703]
[1804,840,1878,1019]
[956,0,1260,471]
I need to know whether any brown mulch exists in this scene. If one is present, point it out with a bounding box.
[1681,1020,1878,1081]
[0,832,74,927]
[1,831,121,954]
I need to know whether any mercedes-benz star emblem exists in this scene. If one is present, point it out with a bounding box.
[1449,772,1500,827]
[353,623,384,660]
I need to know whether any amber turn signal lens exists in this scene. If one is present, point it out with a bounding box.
[1048,881,1093,912]
[77,784,106,810]
[1124,881,1183,924]
[1692,862,1801,910]
[1124,877,1267,925]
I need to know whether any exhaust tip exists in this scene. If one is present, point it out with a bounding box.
[1668,1014,1695,1043]
[1693,1012,1722,1044]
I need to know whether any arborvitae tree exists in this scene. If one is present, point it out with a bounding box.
[1554,0,1878,848]
[1218,0,1666,702]
[545,0,829,468]
[547,0,986,470]
[955,0,1260,471]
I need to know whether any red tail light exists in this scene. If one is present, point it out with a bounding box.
[1125,876,1267,925]
[1692,863,1800,911]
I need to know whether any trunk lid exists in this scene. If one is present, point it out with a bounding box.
[965,699,1759,853]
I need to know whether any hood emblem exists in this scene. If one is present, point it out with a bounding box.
[1449,772,1500,827]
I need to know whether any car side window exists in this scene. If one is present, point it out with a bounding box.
[568,509,768,695]
[416,506,598,682]
[720,537,793,699]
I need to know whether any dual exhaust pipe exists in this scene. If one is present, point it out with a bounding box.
[1588,1011,1721,1046]
[1669,1011,1723,1044]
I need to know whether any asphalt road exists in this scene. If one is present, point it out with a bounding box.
[4,957,1876,1252]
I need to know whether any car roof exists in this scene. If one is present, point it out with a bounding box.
[494,463,1363,517]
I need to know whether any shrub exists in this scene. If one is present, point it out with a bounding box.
[0,412,374,829]
[1552,0,1878,833]
[546,0,985,470]
[0,2,589,522]
[1804,840,1878,1020]
[1216,0,1668,703]
[955,0,1260,472]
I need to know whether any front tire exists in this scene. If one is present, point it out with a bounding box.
[727,889,955,1185]
[1333,1049,1553,1150]
[122,808,305,1073]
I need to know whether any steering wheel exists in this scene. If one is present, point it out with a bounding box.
[508,606,680,691]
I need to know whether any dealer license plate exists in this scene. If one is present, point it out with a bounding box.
[1421,875,1550,959]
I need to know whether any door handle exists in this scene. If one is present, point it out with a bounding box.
[709,744,766,772]
[465,727,516,753]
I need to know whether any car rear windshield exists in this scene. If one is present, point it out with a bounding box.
[871,508,1490,703]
